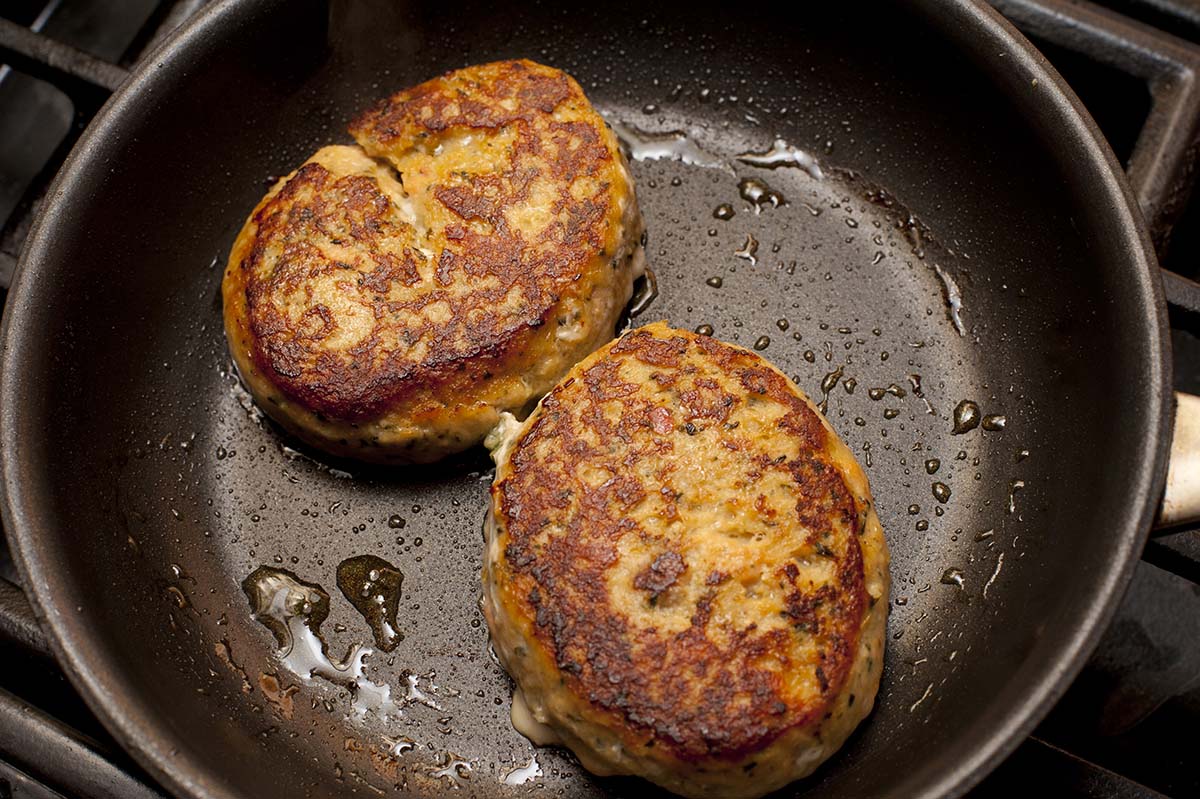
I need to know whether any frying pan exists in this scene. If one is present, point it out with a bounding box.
[0,0,1188,797]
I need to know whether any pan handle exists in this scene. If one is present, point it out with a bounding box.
[1158,393,1200,529]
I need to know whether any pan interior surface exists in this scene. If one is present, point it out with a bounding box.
[0,1,1165,798]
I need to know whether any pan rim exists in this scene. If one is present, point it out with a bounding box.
[0,1,1171,798]
[0,9,280,799]
[899,3,1171,792]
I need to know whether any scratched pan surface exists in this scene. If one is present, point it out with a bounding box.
[0,1,1169,798]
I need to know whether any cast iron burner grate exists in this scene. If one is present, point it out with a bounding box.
[0,1,1199,797]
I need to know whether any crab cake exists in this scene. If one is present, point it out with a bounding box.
[482,322,889,799]
[223,60,643,463]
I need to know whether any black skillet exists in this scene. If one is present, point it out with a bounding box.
[0,0,1183,797]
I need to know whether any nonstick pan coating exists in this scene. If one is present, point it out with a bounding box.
[0,1,1169,798]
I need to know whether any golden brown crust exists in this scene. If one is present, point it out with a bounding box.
[350,58,576,144]
[489,324,876,765]
[222,60,642,462]
[239,157,428,421]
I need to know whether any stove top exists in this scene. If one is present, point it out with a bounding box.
[1,1,1199,797]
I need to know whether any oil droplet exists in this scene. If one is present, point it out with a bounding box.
[952,400,981,434]
[1008,479,1026,514]
[336,555,404,653]
[940,568,965,589]
[776,318,789,331]
[429,754,474,787]
[713,203,736,220]
[915,519,929,531]
[883,408,900,420]
[627,267,659,318]
[214,638,252,694]
[735,234,759,265]
[975,529,994,541]
[887,383,907,398]
[382,735,416,757]
[803,350,816,363]
[844,377,857,394]
[908,504,920,516]
[908,374,936,415]
[982,553,1005,600]
[502,755,543,786]
[754,336,770,351]
[933,263,966,336]
[909,682,934,713]
[388,515,406,529]
[868,388,885,401]
[608,119,734,174]
[817,366,844,414]
[736,138,824,180]
[403,672,443,710]
[241,567,396,717]
[165,585,189,609]
[932,482,951,503]
[982,414,1007,431]
[925,458,940,474]
[695,324,714,336]
[1016,448,1030,462]
[706,276,723,288]
[737,177,786,214]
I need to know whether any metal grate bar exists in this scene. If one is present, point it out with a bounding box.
[993,0,1200,255]
[0,687,164,799]
[0,17,127,93]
